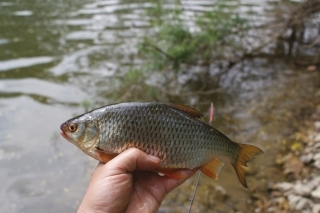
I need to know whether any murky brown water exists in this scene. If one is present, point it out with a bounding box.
[0,0,316,212]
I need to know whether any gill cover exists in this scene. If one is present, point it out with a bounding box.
[81,118,99,148]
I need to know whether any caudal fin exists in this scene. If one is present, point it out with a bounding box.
[232,144,263,188]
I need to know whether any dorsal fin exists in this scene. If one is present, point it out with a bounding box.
[166,103,203,119]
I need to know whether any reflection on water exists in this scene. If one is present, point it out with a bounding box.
[0,0,315,212]
[0,78,87,103]
[13,10,33,16]
[0,57,54,71]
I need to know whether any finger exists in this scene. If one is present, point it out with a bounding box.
[95,161,105,169]
[134,168,198,204]
[100,148,160,176]
[92,162,105,175]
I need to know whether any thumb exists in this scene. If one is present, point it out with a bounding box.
[99,148,161,176]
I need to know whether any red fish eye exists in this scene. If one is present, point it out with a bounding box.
[68,123,77,132]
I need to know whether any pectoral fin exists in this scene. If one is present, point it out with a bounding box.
[156,168,185,179]
[95,147,116,163]
[200,158,224,180]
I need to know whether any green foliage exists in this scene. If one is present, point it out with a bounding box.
[124,69,144,85]
[81,99,90,109]
[147,86,158,99]
[81,99,91,112]
[139,0,247,72]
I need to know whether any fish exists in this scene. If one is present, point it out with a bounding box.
[60,102,263,187]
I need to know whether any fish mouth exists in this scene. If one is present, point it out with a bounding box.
[60,130,68,138]
[60,123,70,140]
[60,130,76,145]
[60,123,68,138]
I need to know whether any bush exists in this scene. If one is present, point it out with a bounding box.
[138,0,247,73]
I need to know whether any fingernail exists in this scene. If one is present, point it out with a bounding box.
[148,154,160,162]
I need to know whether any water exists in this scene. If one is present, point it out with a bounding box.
[0,0,316,212]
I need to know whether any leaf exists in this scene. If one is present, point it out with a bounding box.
[280,153,304,178]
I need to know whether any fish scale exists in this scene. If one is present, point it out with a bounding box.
[60,102,263,187]
[99,107,184,167]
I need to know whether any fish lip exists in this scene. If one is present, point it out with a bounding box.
[60,123,70,140]
[60,123,68,139]
[60,130,68,138]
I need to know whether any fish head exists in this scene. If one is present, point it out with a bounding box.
[60,116,99,149]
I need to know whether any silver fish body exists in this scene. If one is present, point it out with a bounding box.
[60,102,263,187]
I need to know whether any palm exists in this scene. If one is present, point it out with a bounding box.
[128,170,197,212]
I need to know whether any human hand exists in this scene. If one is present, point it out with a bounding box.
[77,148,197,213]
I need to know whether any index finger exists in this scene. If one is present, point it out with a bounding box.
[96,148,161,176]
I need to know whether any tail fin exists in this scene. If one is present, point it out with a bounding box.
[232,144,264,188]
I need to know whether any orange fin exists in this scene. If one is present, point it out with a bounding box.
[95,148,116,163]
[156,168,184,179]
[200,158,224,180]
[232,143,264,188]
[167,103,203,119]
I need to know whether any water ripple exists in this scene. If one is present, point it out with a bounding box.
[0,57,54,72]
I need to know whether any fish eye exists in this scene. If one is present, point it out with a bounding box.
[68,123,77,132]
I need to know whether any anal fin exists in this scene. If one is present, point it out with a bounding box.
[200,158,224,180]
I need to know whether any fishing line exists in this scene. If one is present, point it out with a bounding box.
[187,103,214,213]
[187,171,201,213]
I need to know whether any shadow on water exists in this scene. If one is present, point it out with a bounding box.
[0,0,319,212]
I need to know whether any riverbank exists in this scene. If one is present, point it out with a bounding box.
[261,101,320,212]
